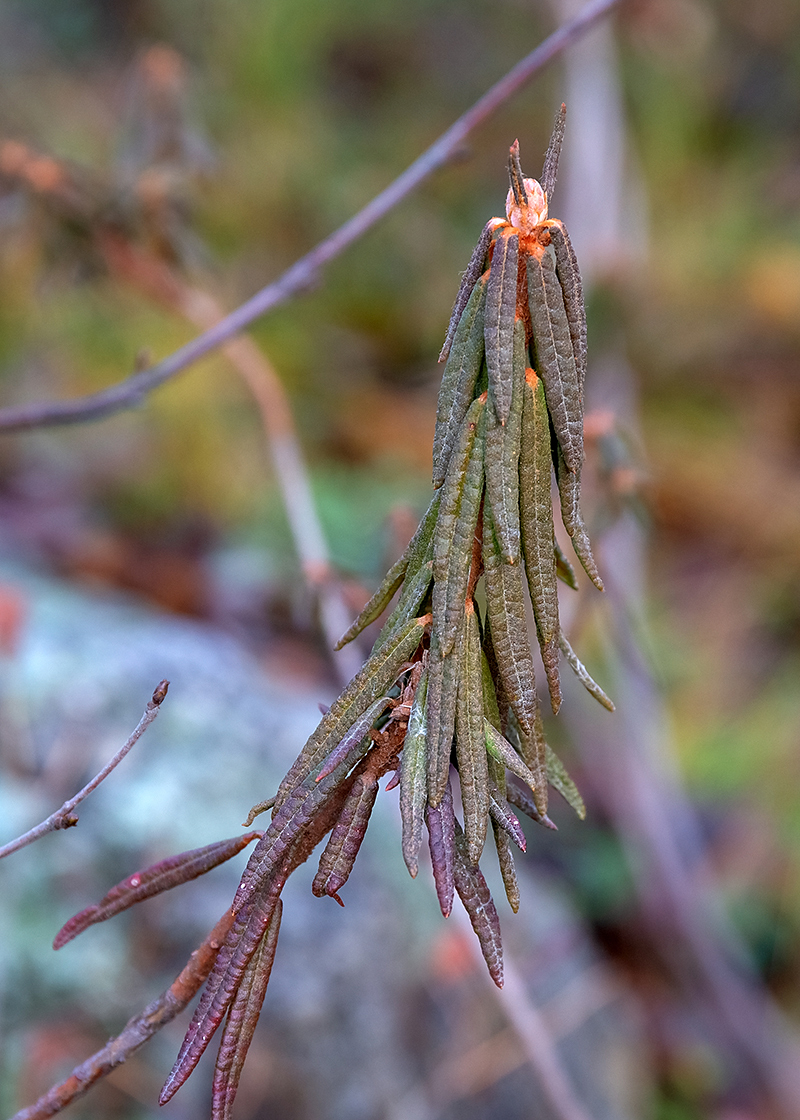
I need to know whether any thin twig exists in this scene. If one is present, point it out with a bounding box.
[494,952,596,1120]
[9,907,234,1120]
[590,551,800,1115]
[63,228,361,681]
[0,680,169,861]
[176,287,364,684]
[452,907,595,1120]
[0,0,621,434]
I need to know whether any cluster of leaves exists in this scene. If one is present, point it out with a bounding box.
[51,111,614,1120]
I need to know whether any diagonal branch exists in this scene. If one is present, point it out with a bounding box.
[452,906,595,1120]
[94,231,363,681]
[8,907,235,1120]
[173,284,365,684]
[0,0,620,434]
[0,680,168,861]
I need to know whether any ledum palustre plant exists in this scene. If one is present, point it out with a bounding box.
[51,107,614,1120]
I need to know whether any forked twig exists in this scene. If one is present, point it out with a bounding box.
[0,0,620,434]
[0,680,168,861]
[9,907,235,1120]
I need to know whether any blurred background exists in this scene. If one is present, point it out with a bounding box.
[0,0,799,1118]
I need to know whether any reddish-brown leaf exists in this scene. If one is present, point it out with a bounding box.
[159,873,284,1105]
[312,775,379,900]
[53,833,261,949]
[453,824,504,987]
[211,900,282,1120]
[426,778,456,917]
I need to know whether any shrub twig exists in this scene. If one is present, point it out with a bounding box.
[9,907,234,1120]
[453,905,595,1120]
[0,0,620,434]
[0,680,169,861]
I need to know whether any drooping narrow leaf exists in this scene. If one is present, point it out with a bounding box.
[433,394,486,585]
[377,559,433,649]
[426,778,456,917]
[555,447,604,591]
[520,368,561,713]
[54,833,261,949]
[546,743,586,819]
[527,243,583,475]
[434,276,488,487]
[485,704,526,853]
[453,823,504,987]
[559,631,615,711]
[314,694,393,783]
[426,596,461,807]
[481,617,510,734]
[554,538,579,590]
[400,666,428,877]
[439,397,486,655]
[160,873,283,1105]
[481,500,538,736]
[505,774,558,831]
[211,899,282,1120]
[488,778,527,851]
[275,614,428,808]
[503,703,548,816]
[312,774,379,900]
[336,493,440,650]
[439,221,494,364]
[334,556,407,651]
[545,219,586,395]
[484,318,524,564]
[492,823,520,913]
[455,601,489,863]
[483,718,542,798]
[484,228,519,424]
[406,491,442,570]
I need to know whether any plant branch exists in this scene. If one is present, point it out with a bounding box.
[94,231,362,681]
[453,907,595,1120]
[8,907,234,1120]
[0,680,168,861]
[0,0,620,434]
[174,284,364,684]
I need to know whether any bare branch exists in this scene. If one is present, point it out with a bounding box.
[175,286,364,684]
[495,951,595,1120]
[453,907,595,1120]
[86,226,362,682]
[0,0,621,434]
[9,907,234,1120]
[0,680,169,861]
